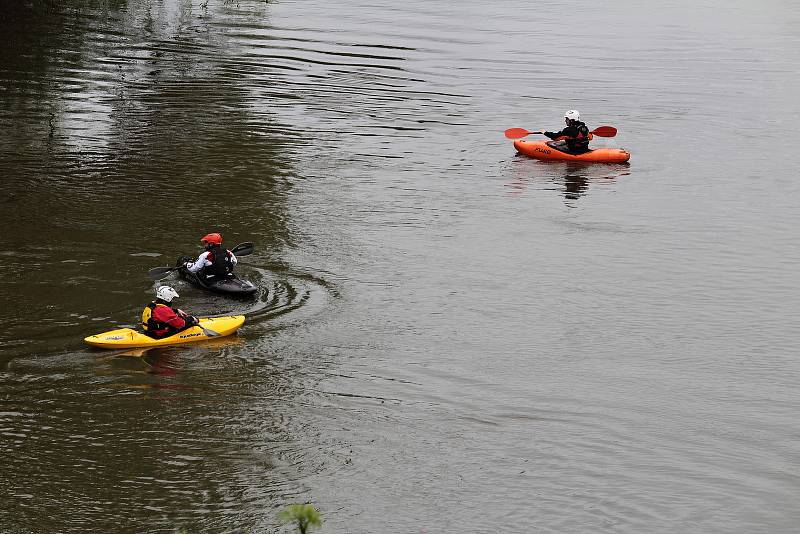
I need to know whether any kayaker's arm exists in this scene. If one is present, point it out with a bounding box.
[176,309,198,326]
[153,305,187,330]
[166,314,187,329]
[544,125,577,140]
[185,252,210,273]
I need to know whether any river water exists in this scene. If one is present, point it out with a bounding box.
[2,1,799,532]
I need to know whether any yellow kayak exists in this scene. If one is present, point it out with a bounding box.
[84,316,245,349]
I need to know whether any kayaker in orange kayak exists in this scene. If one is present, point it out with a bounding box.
[543,110,591,154]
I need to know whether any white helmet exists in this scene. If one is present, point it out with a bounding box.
[156,285,179,303]
[564,109,580,121]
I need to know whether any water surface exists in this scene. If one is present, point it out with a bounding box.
[2,0,800,532]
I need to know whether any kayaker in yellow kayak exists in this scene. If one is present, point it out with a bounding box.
[141,286,198,339]
[543,110,591,154]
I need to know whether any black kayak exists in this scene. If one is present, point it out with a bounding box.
[176,256,258,297]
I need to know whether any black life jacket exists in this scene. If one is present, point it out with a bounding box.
[568,121,590,152]
[574,121,590,140]
[203,244,233,277]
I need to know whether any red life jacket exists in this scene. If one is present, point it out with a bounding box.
[141,302,184,338]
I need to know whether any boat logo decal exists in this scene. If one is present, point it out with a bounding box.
[179,332,202,339]
[534,147,551,154]
[105,335,125,340]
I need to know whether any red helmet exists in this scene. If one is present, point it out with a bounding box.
[200,232,222,245]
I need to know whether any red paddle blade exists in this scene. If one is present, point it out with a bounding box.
[591,125,617,137]
[504,127,533,139]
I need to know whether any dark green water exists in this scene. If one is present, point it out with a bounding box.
[2,1,800,532]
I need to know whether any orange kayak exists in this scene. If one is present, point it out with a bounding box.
[514,140,630,163]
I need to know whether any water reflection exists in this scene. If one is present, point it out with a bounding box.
[563,167,590,202]
[117,335,245,359]
[508,157,630,205]
[107,346,181,377]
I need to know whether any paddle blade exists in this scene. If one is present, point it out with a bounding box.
[591,126,617,137]
[147,266,176,280]
[231,242,254,256]
[504,127,537,139]
[200,326,221,337]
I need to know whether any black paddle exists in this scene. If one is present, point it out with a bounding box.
[147,242,254,280]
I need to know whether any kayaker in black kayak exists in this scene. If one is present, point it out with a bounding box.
[543,110,591,154]
[141,286,198,339]
[183,232,238,284]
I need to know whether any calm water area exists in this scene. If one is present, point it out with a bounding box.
[2,0,800,532]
